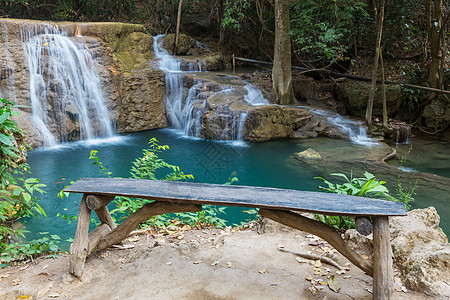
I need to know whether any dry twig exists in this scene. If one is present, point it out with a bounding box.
[278,247,344,270]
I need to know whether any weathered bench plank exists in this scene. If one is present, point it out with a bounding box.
[64,178,407,217]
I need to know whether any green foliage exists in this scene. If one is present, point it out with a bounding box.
[315,171,415,230]
[85,138,229,229]
[0,98,57,265]
[401,86,421,110]
[221,0,251,31]
[290,0,370,63]
[1,232,64,264]
[316,172,392,199]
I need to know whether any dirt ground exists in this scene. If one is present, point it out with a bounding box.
[0,222,429,300]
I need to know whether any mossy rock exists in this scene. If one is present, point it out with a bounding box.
[162,34,195,55]
[77,22,154,71]
[295,148,321,160]
[344,81,403,118]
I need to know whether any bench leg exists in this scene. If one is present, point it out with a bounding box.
[69,194,92,277]
[95,206,117,230]
[372,216,393,300]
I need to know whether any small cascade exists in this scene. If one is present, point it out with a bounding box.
[327,116,377,147]
[395,124,411,145]
[306,108,378,147]
[243,84,269,106]
[154,34,249,142]
[20,25,114,146]
[154,34,203,130]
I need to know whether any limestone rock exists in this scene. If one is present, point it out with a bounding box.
[390,206,449,297]
[113,32,154,72]
[343,81,403,118]
[176,54,225,71]
[344,229,373,263]
[294,148,321,160]
[245,106,312,142]
[422,98,450,129]
[182,11,211,36]
[344,207,449,297]
[116,67,168,132]
[203,54,225,71]
[162,34,195,55]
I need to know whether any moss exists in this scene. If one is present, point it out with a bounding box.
[77,22,154,71]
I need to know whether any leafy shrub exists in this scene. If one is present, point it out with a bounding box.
[1,232,63,265]
[87,138,229,228]
[0,98,56,266]
[290,0,370,63]
[315,171,415,230]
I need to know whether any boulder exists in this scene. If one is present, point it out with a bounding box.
[245,105,312,142]
[390,207,449,297]
[116,66,168,132]
[345,207,449,298]
[294,148,321,160]
[176,54,225,71]
[182,11,211,37]
[343,81,403,118]
[422,98,450,129]
[162,34,195,55]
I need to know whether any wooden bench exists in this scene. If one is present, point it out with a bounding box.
[64,178,406,300]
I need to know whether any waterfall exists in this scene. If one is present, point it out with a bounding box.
[244,84,269,105]
[306,107,377,147]
[154,34,249,142]
[20,25,114,146]
[395,125,411,145]
[327,115,377,147]
[154,34,201,130]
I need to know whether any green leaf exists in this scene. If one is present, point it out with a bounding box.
[330,173,349,182]
[50,234,61,240]
[34,203,47,217]
[0,133,13,146]
[0,112,10,124]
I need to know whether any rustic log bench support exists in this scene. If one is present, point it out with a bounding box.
[69,194,201,277]
[69,195,91,277]
[373,216,393,299]
[64,178,404,299]
[97,201,202,251]
[260,209,374,275]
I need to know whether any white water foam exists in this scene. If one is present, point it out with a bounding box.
[21,25,114,146]
[153,34,249,143]
[243,84,269,106]
[302,107,378,147]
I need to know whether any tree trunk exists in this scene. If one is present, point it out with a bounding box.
[380,49,388,128]
[365,0,385,127]
[219,0,225,44]
[272,0,295,105]
[173,0,184,55]
[428,0,443,90]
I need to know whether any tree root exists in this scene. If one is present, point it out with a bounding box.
[278,247,344,270]
[382,147,397,162]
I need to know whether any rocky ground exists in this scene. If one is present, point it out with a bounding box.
[1,211,448,300]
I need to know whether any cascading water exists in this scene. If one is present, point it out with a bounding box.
[307,107,378,147]
[243,84,269,106]
[154,34,251,142]
[154,34,200,130]
[21,25,114,146]
[395,126,411,145]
